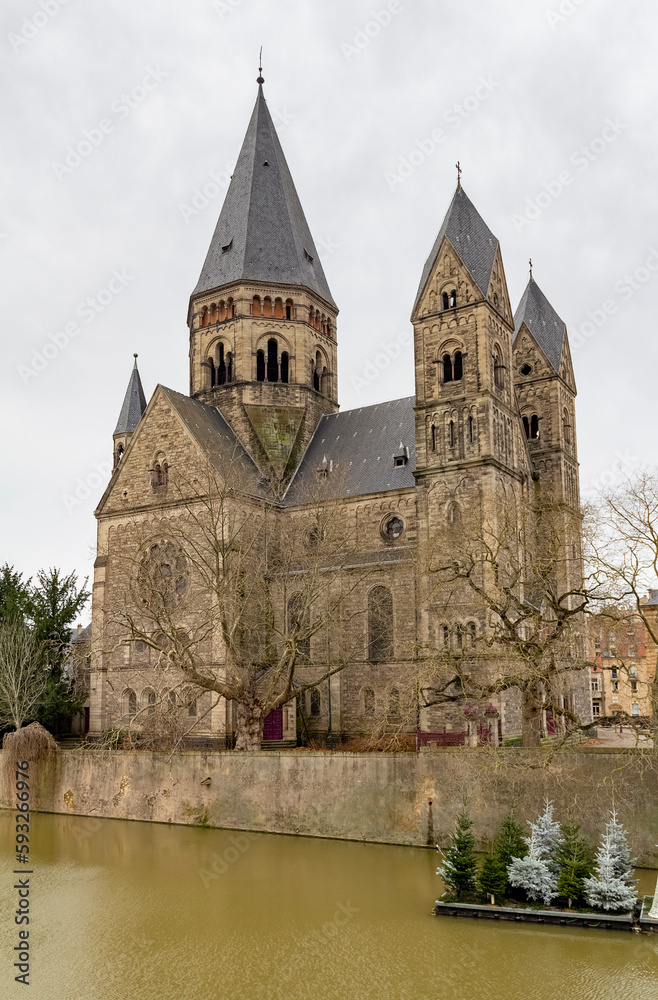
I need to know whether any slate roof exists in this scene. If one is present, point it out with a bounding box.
[114,360,147,436]
[644,590,658,607]
[285,396,416,504]
[192,84,336,309]
[513,278,566,373]
[159,386,264,496]
[413,186,499,313]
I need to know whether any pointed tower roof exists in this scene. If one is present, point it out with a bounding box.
[513,278,566,372]
[413,185,499,313]
[192,82,336,309]
[114,356,147,435]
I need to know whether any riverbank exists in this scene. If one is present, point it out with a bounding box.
[1,746,657,863]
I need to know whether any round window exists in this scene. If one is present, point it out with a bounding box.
[383,516,404,541]
[520,363,533,376]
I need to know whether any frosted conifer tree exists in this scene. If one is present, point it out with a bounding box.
[507,832,558,905]
[584,831,636,912]
[529,800,563,872]
[605,809,635,883]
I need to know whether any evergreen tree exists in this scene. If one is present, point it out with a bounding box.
[530,800,563,872]
[605,809,635,883]
[508,832,558,905]
[0,564,31,623]
[478,852,508,905]
[584,832,637,912]
[493,812,528,897]
[556,823,595,908]
[30,568,90,673]
[437,810,478,899]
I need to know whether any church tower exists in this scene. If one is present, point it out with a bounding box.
[112,355,146,468]
[187,75,338,486]
[411,181,530,507]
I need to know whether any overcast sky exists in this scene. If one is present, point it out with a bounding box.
[1,0,656,618]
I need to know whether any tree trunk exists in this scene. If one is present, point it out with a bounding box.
[234,700,264,751]
[521,685,543,748]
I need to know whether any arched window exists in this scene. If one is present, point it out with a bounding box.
[152,456,169,488]
[274,297,284,319]
[321,366,329,395]
[453,351,463,381]
[530,414,540,440]
[209,303,218,324]
[218,300,226,322]
[368,585,393,662]
[309,306,315,326]
[124,689,137,717]
[448,502,460,524]
[326,319,332,337]
[313,350,323,392]
[443,354,453,383]
[449,289,457,308]
[280,352,289,384]
[310,688,321,716]
[252,295,262,317]
[523,416,530,439]
[227,352,233,383]
[144,689,156,716]
[285,298,293,320]
[207,357,216,387]
[187,697,197,717]
[455,625,464,650]
[226,298,234,319]
[267,339,279,382]
[201,307,209,328]
[449,420,455,448]
[563,407,571,444]
[217,343,227,385]
[468,415,474,444]
[363,687,375,717]
[115,444,124,467]
[467,622,477,648]
[442,624,449,648]
[431,424,437,451]
[257,350,265,381]
[493,348,505,389]
[168,690,177,709]
[389,688,400,717]
[288,593,310,659]
[263,296,272,318]
[442,292,449,310]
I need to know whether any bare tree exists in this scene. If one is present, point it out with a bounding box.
[416,482,599,746]
[103,454,371,749]
[592,469,658,733]
[0,618,48,731]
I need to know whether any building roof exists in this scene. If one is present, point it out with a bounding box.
[644,590,658,607]
[413,185,499,313]
[159,386,264,495]
[114,358,147,436]
[285,396,416,503]
[513,277,566,373]
[192,83,336,309]
[71,623,91,644]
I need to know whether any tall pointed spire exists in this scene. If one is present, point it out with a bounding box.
[513,279,567,373]
[114,355,147,435]
[192,81,336,308]
[413,185,499,314]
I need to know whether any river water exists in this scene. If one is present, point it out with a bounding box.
[0,812,656,1000]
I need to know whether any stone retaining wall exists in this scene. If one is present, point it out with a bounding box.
[1,747,657,865]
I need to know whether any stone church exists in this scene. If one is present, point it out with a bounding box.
[88,78,590,746]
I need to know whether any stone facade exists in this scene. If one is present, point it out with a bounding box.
[88,83,590,746]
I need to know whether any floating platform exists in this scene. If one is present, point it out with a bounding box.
[433,900,636,931]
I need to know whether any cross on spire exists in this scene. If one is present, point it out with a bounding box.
[529,257,533,280]
[257,47,264,85]
[456,161,462,189]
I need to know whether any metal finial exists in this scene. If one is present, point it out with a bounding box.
[529,258,533,280]
[257,47,264,85]
[133,353,138,368]
[456,161,462,189]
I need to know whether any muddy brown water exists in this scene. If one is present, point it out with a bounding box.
[0,812,656,1000]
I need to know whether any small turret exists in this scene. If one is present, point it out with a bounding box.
[113,355,146,467]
